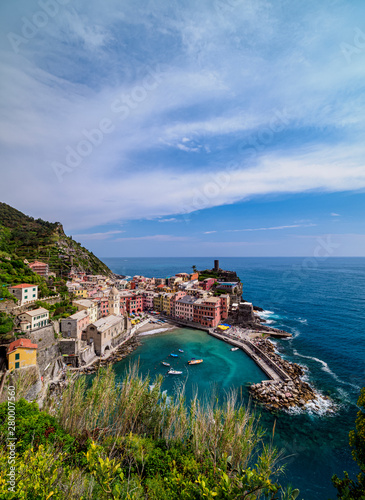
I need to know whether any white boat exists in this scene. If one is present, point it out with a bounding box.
[168,369,182,375]
[230,347,239,351]
[162,361,170,366]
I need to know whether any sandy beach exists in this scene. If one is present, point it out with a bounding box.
[137,320,178,335]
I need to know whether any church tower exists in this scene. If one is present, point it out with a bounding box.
[108,286,120,316]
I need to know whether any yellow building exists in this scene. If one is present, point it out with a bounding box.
[163,293,174,315]
[7,338,38,371]
[153,294,164,312]
[74,289,88,298]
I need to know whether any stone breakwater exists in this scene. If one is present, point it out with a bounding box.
[249,339,332,411]
[79,337,141,374]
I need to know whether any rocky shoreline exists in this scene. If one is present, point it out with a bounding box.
[78,337,142,374]
[249,339,332,412]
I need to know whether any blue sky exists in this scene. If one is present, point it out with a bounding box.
[1,0,365,256]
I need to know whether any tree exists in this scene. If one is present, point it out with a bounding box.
[332,388,365,499]
[192,265,197,273]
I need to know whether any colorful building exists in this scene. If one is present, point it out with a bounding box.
[175,295,197,321]
[18,307,49,332]
[8,284,38,306]
[28,261,49,277]
[73,299,98,323]
[60,310,90,339]
[193,297,221,328]
[7,338,38,370]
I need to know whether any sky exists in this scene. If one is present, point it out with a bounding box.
[1,0,365,257]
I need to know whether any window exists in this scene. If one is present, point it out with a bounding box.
[24,296,28,299]
[15,353,20,360]
[33,288,36,291]
[33,294,36,298]
[15,362,20,369]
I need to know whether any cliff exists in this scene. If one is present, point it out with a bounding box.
[0,202,112,277]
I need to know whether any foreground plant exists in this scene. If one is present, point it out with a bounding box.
[0,364,301,499]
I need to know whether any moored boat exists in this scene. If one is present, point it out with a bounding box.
[188,359,203,365]
[231,347,239,351]
[170,353,178,357]
[168,369,182,375]
[178,349,184,352]
[162,361,170,366]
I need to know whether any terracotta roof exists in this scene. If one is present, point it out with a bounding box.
[29,261,47,266]
[10,284,36,289]
[7,338,38,353]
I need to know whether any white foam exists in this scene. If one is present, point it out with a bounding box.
[139,327,170,336]
[296,317,308,325]
[293,349,361,390]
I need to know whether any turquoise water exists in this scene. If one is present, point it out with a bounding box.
[103,257,365,499]
[114,327,266,402]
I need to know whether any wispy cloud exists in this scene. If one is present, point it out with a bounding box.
[225,223,317,233]
[331,212,341,217]
[158,218,179,223]
[115,234,190,242]
[204,230,217,234]
[72,230,124,240]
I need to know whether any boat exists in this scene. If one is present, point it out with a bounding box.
[178,349,184,352]
[231,347,239,351]
[188,359,203,365]
[162,361,170,366]
[170,353,178,357]
[168,369,182,375]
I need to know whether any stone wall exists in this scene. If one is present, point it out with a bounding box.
[28,325,63,381]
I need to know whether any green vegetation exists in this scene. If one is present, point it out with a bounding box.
[0,312,13,335]
[332,388,365,499]
[0,202,112,278]
[0,366,301,499]
[34,298,77,320]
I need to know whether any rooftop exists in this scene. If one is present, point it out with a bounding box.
[92,315,124,333]
[9,283,37,289]
[7,338,38,353]
[21,307,49,316]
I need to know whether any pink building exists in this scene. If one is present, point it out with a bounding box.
[220,294,230,320]
[99,297,109,317]
[143,291,155,310]
[175,295,197,321]
[60,310,90,339]
[126,294,144,314]
[28,260,49,277]
[201,278,216,291]
[170,291,187,317]
[193,297,221,328]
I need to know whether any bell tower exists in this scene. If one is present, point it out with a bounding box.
[108,286,120,316]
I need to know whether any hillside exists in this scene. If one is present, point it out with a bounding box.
[0,202,112,278]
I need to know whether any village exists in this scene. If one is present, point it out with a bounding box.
[0,260,253,376]
[0,259,331,412]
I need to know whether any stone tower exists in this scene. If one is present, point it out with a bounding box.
[108,286,120,316]
[214,260,219,272]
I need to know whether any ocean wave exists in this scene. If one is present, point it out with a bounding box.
[139,327,170,336]
[296,317,308,325]
[285,390,338,416]
[293,349,361,390]
[259,310,274,317]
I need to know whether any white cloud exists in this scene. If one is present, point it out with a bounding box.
[72,230,124,240]
[1,0,365,235]
[204,231,217,234]
[225,223,317,232]
[331,212,341,217]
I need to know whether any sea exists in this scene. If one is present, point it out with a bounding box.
[102,257,365,499]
